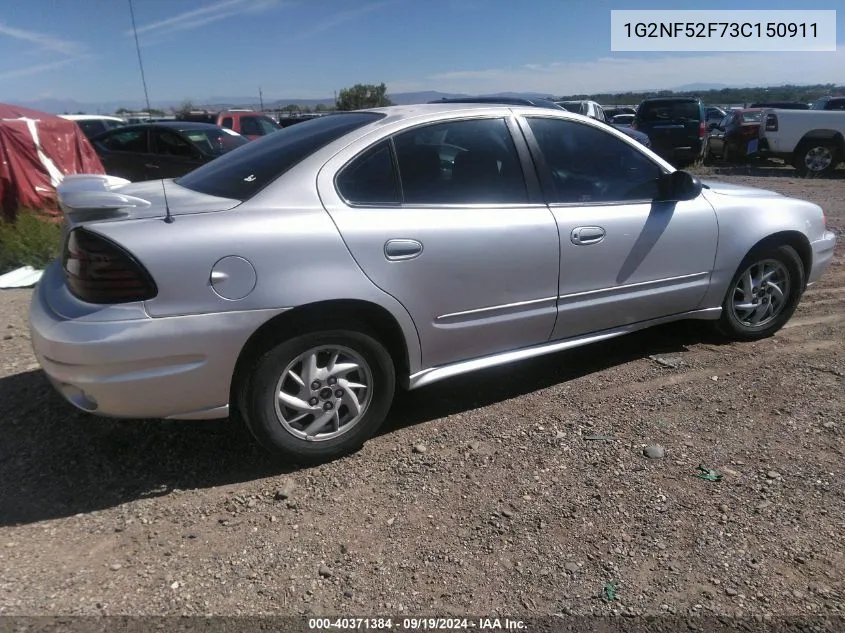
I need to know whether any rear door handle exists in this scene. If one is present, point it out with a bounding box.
[384,239,423,261]
[570,226,606,245]
[144,163,160,169]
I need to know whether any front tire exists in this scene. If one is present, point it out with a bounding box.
[717,244,805,341]
[240,329,395,464]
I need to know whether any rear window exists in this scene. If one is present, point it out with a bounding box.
[177,112,384,201]
[740,111,763,123]
[638,100,702,122]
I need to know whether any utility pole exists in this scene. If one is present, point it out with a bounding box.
[259,87,264,111]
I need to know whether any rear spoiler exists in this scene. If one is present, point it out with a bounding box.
[57,174,151,223]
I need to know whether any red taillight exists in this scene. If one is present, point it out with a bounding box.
[63,229,157,304]
[765,113,778,132]
[699,121,706,138]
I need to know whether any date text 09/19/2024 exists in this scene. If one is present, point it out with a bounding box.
[307,618,527,630]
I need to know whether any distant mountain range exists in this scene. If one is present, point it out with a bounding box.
[6,90,559,114]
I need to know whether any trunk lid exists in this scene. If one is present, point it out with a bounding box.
[57,174,242,228]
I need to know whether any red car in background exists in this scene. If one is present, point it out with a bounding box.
[177,109,280,140]
[704,108,764,162]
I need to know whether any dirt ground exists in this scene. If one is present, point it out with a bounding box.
[0,164,843,621]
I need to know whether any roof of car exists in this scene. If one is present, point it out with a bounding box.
[428,96,562,109]
[115,121,224,131]
[59,114,125,122]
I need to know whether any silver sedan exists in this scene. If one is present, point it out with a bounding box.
[30,104,837,463]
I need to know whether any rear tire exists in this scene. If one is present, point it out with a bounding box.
[239,329,395,464]
[716,244,805,341]
[793,141,839,177]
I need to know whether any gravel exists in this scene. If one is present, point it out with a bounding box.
[0,167,843,618]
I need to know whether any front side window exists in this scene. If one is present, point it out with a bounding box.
[525,117,664,204]
[239,116,262,136]
[392,118,527,205]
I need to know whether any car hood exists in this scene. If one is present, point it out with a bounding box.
[700,180,782,199]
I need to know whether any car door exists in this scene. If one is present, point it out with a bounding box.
[92,127,152,181]
[708,114,731,155]
[519,115,718,340]
[317,115,560,369]
[149,126,207,178]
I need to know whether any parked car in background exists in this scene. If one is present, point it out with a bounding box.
[556,100,606,119]
[430,96,562,109]
[603,106,636,119]
[810,96,845,111]
[30,104,836,463]
[705,106,727,126]
[59,115,126,140]
[279,113,329,127]
[633,97,706,165]
[749,101,810,110]
[90,122,249,181]
[704,109,764,162]
[177,109,280,140]
[610,113,635,126]
[757,109,845,175]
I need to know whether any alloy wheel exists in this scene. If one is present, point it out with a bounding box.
[274,345,373,442]
[804,146,834,173]
[729,258,791,328]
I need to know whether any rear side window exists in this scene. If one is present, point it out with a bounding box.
[392,118,527,205]
[638,100,702,122]
[78,120,106,139]
[97,128,149,153]
[177,112,384,201]
[336,141,399,204]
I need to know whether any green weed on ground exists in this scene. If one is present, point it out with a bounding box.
[0,210,63,274]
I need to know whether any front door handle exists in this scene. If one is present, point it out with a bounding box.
[384,238,423,261]
[144,163,160,169]
[570,226,606,245]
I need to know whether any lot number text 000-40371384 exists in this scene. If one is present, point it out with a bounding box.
[609,9,837,52]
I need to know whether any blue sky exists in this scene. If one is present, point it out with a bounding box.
[1,0,843,104]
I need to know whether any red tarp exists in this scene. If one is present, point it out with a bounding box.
[0,103,105,221]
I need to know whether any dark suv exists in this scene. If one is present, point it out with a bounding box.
[810,96,845,111]
[633,97,706,165]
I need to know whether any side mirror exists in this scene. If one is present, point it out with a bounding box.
[707,121,719,131]
[656,170,702,202]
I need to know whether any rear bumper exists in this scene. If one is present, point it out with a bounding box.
[29,263,287,420]
[808,230,837,286]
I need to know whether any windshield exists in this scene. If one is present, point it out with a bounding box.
[183,128,250,156]
[638,100,701,122]
[177,112,384,201]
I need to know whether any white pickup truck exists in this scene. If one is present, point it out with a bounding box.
[757,109,845,176]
